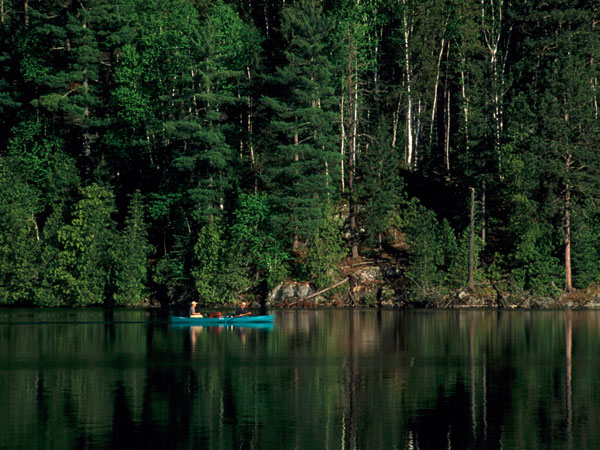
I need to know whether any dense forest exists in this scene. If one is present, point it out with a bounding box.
[0,0,598,307]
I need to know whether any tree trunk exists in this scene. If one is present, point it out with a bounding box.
[481,185,486,246]
[402,0,414,168]
[444,86,451,173]
[293,126,299,254]
[460,60,470,149]
[392,96,401,149]
[347,32,359,259]
[564,183,572,291]
[480,0,507,176]
[246,66,257,193]
[443,42,451,173]
[593,21,598,119]
[348,98,358,260]
[429,37,446,147]
[468,187,475,291]
[340,95,345,193]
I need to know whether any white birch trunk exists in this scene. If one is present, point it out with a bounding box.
[429,38,446,146]
[392,96,401,150]
[353,79,358,167]
[246,66,257,193]
[444,87,451,172]
[481,0,506,174]
[402,1,414,169]
[460,63,470,147]
[340,95,345,193]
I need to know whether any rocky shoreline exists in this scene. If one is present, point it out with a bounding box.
[264,264,600,310]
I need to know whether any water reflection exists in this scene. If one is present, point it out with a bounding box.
[565,312,573,450]
[1,309,599,449]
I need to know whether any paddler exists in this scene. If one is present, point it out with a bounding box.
[234,301,249,316]
[189,301,203,317]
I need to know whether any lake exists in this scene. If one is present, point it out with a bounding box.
[1,308,599,449]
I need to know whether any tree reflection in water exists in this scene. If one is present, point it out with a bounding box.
[0,309,598,449]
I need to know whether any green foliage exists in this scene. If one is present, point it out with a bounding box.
[230,193,289,290]
[0,160,41,305]
[190,217,255,305]
[508,195,562,297]
[1,0,600,307]
[404,200,445,295]
[361,122,405,251]
[152,254,185,304]
[111,44,152,130]
[570,204,600,289]
[263,0,341,245]
[403,198,483,295]
[296,205,346,290]
[112,191,153,305]
[191,220,230,304]
[45,184,118,306]
[7,119,80,204]
[445,227,484,289]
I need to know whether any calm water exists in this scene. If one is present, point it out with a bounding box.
[1,308,599,449]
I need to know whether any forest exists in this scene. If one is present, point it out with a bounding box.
[0,0,598,307]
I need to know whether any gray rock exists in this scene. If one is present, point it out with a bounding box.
[267,281,315,305]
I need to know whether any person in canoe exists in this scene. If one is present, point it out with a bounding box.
[189,301,203,317]
[234,301,250,317]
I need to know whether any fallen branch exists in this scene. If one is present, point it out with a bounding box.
[286,277,350,307]
[351,261,374,268]
[302,277,349,301]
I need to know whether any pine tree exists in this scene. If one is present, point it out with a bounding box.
[511,1,600,291]
[112,190,153,305]
[19,1,110,178]
[361,121,404,254]
[262,0,340,251]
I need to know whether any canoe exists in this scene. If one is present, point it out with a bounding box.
[170,314,274,326]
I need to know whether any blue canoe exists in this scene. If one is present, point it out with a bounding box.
[170,314,274,326]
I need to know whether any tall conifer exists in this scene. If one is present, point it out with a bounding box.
[262,0,340,250]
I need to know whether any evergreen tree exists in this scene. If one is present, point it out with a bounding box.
[0,0,20,150]
[112,190,153,305]
[571,203,600,288]
[170,0,260,225]
[230,193,288,292]
[510,1,600,291]
[20,1,116,178]
[404,200,444,296]
[45,184,117,306]
[0,160,40,304]
[296,203,346,289]
[360,121,404,254]
[262,0,340,251]
[191,219,229,304]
